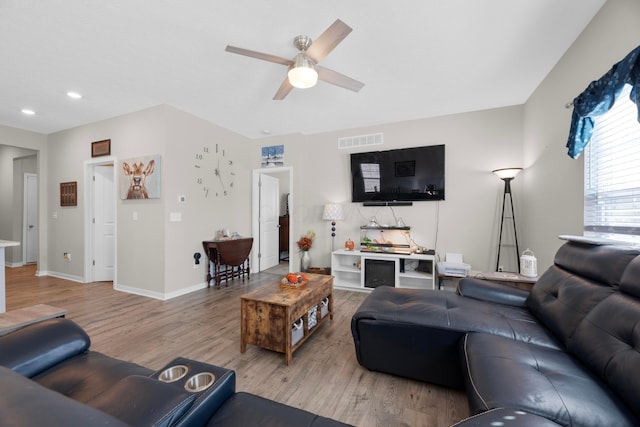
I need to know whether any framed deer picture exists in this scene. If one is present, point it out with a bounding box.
[120,154,161,200]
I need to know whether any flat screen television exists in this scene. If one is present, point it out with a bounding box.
[350,144,445,202]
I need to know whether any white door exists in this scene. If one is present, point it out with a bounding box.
[23,173,38,264]
[93,165,115,281]
[259,174,280,271]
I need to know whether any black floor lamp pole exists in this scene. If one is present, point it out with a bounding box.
[496,176,521,273]
[330,221,336,252]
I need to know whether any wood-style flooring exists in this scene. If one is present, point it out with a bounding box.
[5,265,469,427]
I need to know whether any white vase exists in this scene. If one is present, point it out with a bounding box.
[300,251,311,272]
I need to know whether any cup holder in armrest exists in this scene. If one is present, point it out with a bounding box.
[158,365,189,383]
[151,357,236,427]
[184,372,216,393]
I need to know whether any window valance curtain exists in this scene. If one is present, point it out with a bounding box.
[566,45,640,159]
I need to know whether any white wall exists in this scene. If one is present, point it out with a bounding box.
[162,106,251,295]
[46,105,252,297]
[522,0,640,269]
[47,107,169,285]
[251,106,524,271]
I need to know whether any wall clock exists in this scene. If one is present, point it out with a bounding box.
[194,143,235,198]
[194,144,212,198]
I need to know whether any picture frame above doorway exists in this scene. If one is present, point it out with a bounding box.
[91,139,111,157]
[261,145,284,167]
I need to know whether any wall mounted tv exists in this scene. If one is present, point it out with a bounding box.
[351,144,445,203]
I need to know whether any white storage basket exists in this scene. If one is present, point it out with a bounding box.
[320,297,329,317]
[292,318,304,346]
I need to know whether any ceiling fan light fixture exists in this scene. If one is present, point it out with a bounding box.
[288,53,318,89]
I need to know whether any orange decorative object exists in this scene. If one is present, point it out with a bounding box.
[280,272,309,289]
[345,238,355,251]
[280,280,308,289]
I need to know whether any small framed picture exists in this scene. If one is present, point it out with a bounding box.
[91,139,111,157]
[60,181,77,206]
[261,144,284,167]
[120,155,161,199]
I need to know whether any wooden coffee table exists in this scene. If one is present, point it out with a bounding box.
[240,274,333,365]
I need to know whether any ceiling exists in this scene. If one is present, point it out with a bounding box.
[0,0,606,139]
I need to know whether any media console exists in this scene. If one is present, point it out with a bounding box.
[331,249,436,292]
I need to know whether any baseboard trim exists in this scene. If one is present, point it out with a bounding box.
[164,282,209,300]
[114,282,208,301]
[45,271,85,283]
[23,270,209,301]
[6,261,25,268]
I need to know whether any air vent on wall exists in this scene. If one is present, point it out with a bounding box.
[338,132,383,150]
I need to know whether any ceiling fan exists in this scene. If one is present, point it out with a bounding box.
[225,19,365,100]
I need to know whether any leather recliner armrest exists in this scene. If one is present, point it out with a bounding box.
[87,375,196,427]
[458,278,529,307]
[161,358,237,427]
[0,318,90,377]
[88,357,237,427]
[0,366,128,427]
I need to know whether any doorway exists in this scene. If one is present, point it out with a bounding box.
[251,167,294,273]
[22,173,38,264]
[258,174,280,271]
[3,147,38,268]
[84,158,117,283]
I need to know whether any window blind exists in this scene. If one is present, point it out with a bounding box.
[584,84,640,241]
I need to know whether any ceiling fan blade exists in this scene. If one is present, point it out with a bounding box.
[317,66,364,92]
[225,45,292,66]
[305,19,352,63]
[273,77,294,100]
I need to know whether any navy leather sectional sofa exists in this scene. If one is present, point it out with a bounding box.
[351,241,640,426]
[0,318,350,427]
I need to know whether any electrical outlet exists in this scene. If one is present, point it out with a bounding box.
[63,252,71,261]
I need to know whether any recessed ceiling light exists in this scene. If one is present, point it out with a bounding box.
[21,109,35,115]
[67,91,82,99]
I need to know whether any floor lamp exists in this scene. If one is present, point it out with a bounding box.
[322,203,344,252]
[493,168,522,273]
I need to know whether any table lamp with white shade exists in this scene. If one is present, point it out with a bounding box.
[322,203,344,252]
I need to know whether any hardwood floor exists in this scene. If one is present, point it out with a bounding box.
[5,265,469,427]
